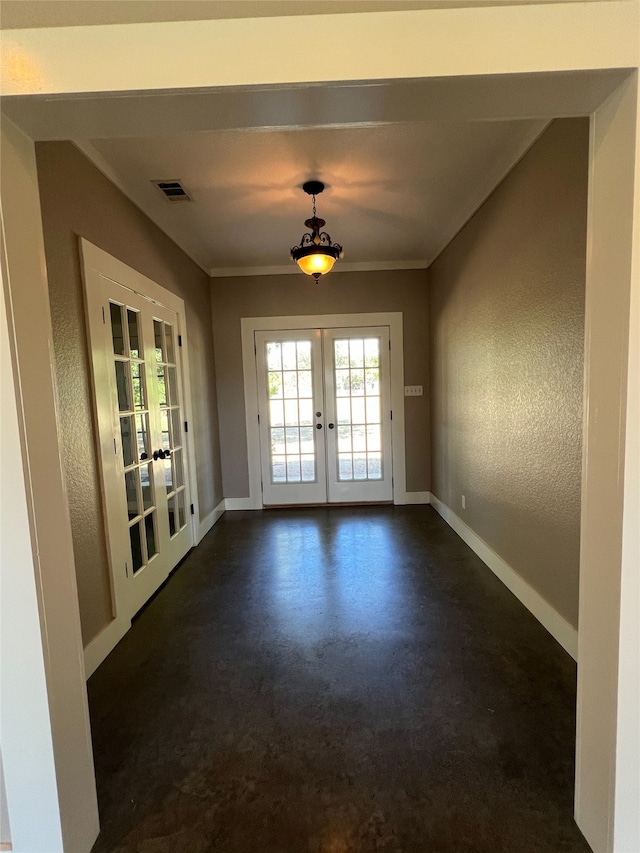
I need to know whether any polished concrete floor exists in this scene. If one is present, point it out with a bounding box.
[89,506,590,853]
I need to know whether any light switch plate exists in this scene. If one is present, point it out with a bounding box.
[405,385,423,396]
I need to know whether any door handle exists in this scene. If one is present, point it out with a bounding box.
[316,423,323,430]
[153,449,169,460]
[328,423,335,429]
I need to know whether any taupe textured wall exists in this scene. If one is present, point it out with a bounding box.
[211,269,430,497]
[429,118,589,627]
[36,141,223,645]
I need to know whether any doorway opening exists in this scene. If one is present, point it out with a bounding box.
[256,326,393,506]
[241,312,407,510]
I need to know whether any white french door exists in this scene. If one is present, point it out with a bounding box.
[256,330,327,505]
[83,253,193,623]
[256,326,393,506]
[324,327,393,502]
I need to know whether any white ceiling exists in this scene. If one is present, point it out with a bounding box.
[81,119,547,275]
[0,0,602,30]
[1,1,580,277]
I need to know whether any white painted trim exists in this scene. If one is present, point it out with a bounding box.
[405,491,432,504]
[429,493,578,660]
[224,498,257,511]
[240,312,406,510]
[80,239,189,314]
[2,6,637,99]
[211,260,429,278]
[196,500,226,544]
[82,616,130,680]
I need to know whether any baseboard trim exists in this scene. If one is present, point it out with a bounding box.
[405,491,432,504]
[224,497,258,511]
[83,615,130,679]
[196,499,226,543]
[225,495,433,509]
[429,494,578,660]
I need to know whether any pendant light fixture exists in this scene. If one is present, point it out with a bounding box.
[290,180,344,281]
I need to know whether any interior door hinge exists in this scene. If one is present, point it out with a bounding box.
[190,504,195,516]
[102,306,106,324]
[389,340,391,350]
[178,335,183,347]
[114,437,117,454]
[257,414,260,424]
[125,562,129,578]
[184,421,188,433]
[390,410,393,420]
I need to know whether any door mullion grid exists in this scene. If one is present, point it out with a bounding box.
[256,330,326,505]
[256,326,391,505]
[121,336,151,573]
[323,326,392,503]
[155,317,188,537]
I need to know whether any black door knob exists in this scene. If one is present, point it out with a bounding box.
[316,423,323,429]
[328,423,335,429]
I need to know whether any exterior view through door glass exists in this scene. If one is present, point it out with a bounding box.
[255,326,392,506]
[106,282,192,616]
[324,326,393,503]
[256,329,327,505]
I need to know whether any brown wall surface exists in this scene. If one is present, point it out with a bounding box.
[36,141,223,645]
[211,269,430,498]
[429,118,589,627]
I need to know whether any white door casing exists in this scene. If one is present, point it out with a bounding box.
[80,239,198,676]
[241,312,406,510]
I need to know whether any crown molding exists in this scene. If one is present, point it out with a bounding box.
[210,259,429,278]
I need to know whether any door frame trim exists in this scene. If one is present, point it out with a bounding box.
[241,312,406,509]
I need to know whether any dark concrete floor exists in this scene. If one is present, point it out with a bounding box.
[88,506,591,853]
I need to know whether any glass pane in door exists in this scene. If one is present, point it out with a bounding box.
[333,337,382,481]
[265,340,316,483]
[109,300,161,575]
[152,319,187,537]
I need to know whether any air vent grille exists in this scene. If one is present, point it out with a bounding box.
[152,179,192,202]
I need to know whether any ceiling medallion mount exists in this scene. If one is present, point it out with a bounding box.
[290,180,344,281]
